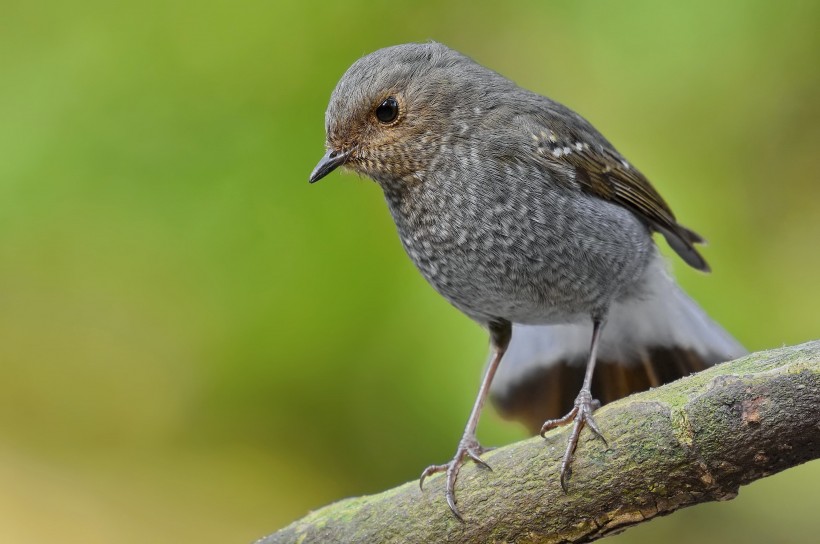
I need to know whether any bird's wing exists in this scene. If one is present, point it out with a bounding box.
[527,116,709,272]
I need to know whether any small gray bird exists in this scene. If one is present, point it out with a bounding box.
[309,42,745,520]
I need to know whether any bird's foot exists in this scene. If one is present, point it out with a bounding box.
[539,389,607,491]
[419,435,493,521]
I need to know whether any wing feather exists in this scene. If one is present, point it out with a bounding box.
[529,122,709,271]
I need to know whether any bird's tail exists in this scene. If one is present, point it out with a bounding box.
[490,258,746,434]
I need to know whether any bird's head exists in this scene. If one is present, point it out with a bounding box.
[309,42,508,186]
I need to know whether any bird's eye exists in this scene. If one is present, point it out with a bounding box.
[375,97,399,124]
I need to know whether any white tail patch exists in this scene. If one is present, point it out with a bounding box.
[491,254,746,397]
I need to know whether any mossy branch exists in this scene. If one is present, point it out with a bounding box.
[258,341,820,544]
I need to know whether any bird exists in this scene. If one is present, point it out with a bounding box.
[308,42,746,521]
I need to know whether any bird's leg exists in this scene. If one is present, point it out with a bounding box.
[540,317,607,491]
[419,320,511,521]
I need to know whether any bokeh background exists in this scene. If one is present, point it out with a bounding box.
[1,1,818,542]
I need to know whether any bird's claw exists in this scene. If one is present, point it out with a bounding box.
[419,436,492,521]
[539,389,607,491]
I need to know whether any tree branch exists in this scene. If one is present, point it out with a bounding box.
[258,341,820,544]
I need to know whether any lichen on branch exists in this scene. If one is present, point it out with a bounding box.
[258,341,820,544]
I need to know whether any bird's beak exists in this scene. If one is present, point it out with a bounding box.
[309,149,350,183]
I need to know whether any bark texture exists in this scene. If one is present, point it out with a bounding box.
[258,340,820,544]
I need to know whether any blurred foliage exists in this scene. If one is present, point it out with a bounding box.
[0,1,818,543]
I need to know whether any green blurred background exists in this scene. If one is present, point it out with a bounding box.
[1,1,818,542]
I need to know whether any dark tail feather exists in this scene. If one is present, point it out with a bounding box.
[493,346,710,435]
[488,254,746,435]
